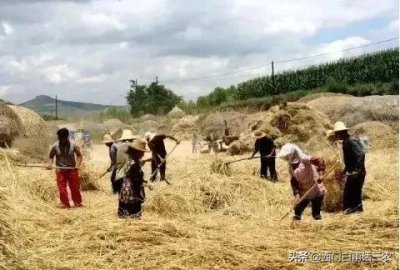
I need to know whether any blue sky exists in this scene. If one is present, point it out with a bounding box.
[0,0,398,105]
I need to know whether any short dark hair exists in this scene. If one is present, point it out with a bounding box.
[57,128,69,139]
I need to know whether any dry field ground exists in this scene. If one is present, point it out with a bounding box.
[1,138,398,270]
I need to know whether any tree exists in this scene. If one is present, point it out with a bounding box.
[126,81,182,117]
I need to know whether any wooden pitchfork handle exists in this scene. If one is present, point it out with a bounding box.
[149,143,179,184]
[279,165,338,221]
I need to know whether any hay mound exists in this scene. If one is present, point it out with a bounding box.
[210,158,232,176]
[239,103,332,153]
[80,165,102,191]
[171,115,200,140]
[227,141,241,156]
[200,113,225,140]
[139,120,159,134]
[167,106,186,118]
[8,105,46,138]
[0,105,23,148]
[318,149,344,212]
[140,114,157,121]
[351,121,397,150]
[308,95,399,129]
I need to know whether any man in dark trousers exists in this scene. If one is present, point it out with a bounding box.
[145,132,180,182]
[103,134,119,193]
[334,121,366,214]
[250,130,277,181]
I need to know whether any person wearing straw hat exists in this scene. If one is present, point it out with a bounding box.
[250,130,277,181]
[118,129,137,143]
[47,128,83,208]
[277,143,326,221]
[333,121,366,214]
[116,139,148,218]
[103,134,119,192]
[144,132,180,182]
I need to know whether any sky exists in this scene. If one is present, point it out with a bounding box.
[0,0,398,105]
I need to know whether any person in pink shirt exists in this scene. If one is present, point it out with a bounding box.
[278,143,326,221]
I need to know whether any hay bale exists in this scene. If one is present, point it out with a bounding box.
[352,121,397,150]
[7,105,46,138]
[0,105,23,148]
[167,106,186,118]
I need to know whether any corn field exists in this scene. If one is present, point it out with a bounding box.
[233,48,399,100]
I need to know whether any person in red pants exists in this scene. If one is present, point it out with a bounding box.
[47,128,83,208]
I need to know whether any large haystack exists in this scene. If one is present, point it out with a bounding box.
[0,105,23,148]
[351,121,397,150]
[171,115,200,140]
[239,103,332,153]
[167,106,186,118]
[140,114,157,121]
[307,95,399,129]
[139,120,159,135]
[8,105,46,138]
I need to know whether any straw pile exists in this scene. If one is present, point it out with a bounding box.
[79,164,103,191]
[167,106,186,118]
[7,105,46,139]
[0,104,24,148]
[210,158,232,176]
[138,120,159,134]
[171,115,200,140]
[351,121,397,150]
[140,114,157,121]
[307,95,399,129]
[239,103,332,153]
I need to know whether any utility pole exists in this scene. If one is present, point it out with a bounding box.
[55,95,58,120]
[155,76,158,84]
[271,61,275,104]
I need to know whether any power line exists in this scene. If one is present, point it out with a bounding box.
[153,37,398,84]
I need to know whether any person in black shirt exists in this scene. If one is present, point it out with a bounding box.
[250,131,277,181]
[334,121,366,214]
[145,132,179,182]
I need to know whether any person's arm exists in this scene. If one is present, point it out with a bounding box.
[291,176,300,200]
[310,157,326,183]
[251,140,259,158]
[74,145,83,168]
[47,147,56,169]
[166,135,180,144]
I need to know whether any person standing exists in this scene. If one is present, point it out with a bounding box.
[277,143,326,221]
[192,133,198,154]
[47,128,83,208]
[145,132,180,182]
[333,121,366,214]
[250,131,277,181]
[116,139,148,218]
[103,134,119,193]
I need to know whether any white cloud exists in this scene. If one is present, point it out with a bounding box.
[80,12,125,31]
[1,22,13,35]
[77,74,106,84]
[42,65,80,84]
[0,85,11,97]
[316,36,371,61]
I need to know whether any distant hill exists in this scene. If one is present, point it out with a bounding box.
[20,95,126,118]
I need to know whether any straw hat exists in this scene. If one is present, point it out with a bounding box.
[128,139,149,152]
[253,130,266,139]
[118,129,136,141]
[326,129,335,138]
[333,121,349,132]
[102,134,114,144]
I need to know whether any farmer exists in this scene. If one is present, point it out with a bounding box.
[118,129,136,143]
[115,139,148,218]
[192,132,198,154]
[144,132,180,182]
[47,128,83,208]
[333,121,366,214]
[277,143,326,221]
[250,131,277,181]
[103,134,119,193]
